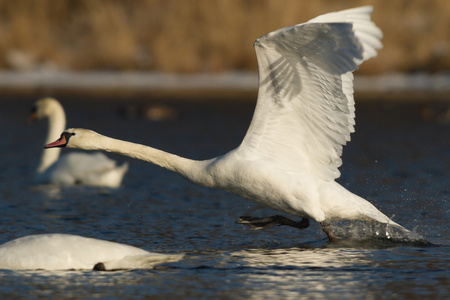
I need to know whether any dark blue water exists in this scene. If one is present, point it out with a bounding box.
[0,97,449,299]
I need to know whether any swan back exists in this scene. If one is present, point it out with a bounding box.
[39,152,129,187]
[0,234,184,271]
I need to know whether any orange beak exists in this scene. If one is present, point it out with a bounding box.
[44,134,68,149]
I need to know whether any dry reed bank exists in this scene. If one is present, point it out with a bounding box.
[0,0,449,74]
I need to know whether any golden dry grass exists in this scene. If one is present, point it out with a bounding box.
[0,0,449,74]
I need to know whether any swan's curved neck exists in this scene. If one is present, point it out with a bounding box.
[37,107,66,174]
[84,134,215,187]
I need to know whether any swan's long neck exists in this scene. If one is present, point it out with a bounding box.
[37,106,66,174]
[83,134,215,187]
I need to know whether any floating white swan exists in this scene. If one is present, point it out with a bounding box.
[31,97,128,188]
[45,7,411,239]
[0,234,183,271]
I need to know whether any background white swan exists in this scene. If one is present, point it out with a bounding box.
[45,7,414,240]
[31,97,128,188]
[0,234,184,271]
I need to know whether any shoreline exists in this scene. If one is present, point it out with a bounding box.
[0,71,449,101]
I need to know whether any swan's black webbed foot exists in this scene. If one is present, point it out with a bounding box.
[236,216,279,230]
[237,215,310,231]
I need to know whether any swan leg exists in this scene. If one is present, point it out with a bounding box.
[237,215,309,231]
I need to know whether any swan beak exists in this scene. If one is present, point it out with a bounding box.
[44,135,68,149]
[28,112,37,124]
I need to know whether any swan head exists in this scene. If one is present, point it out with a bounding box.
[44,128,102,150]
[29,97,64,122]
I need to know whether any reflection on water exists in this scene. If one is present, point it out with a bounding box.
[232,247,374,298]
[231,244,449,298]
[0,98,448,298]
[0,269,177,298]
[32,185,63,200]
[233,246,371,268]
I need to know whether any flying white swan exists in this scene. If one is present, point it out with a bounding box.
[0,234,184,271]
[45,6,412,239]
[30,97,128,188]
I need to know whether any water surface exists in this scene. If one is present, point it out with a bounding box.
[0,97,448,299]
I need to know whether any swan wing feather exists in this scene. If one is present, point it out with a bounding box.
[239,6,382,181]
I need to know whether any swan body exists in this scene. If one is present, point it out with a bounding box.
[46,7,410,236]
[0,234,184,271]
[31,97,128,188]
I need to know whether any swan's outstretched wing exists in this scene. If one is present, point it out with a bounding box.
[239,6,382,181]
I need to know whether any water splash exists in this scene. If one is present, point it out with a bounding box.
[326,220,429,244]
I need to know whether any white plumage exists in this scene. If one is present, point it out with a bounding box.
[0,234,183,271]
[31,97,128,188]
[45,7,412,239]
